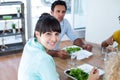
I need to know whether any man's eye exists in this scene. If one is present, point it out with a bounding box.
[57,10,60,13]
[62,11,66,14]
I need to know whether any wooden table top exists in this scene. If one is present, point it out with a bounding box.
[54,42,105,80]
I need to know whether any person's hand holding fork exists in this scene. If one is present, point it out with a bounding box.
[88,67,99,80]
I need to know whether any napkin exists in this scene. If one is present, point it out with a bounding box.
[73,50,93,60]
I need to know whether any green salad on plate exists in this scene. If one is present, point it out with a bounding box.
[66,46,81,54]
[69,68,89,80]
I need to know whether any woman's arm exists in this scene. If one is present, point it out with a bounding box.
[101,35,114,47]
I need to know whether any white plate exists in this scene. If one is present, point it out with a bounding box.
[64,64,105,80]
[77,64,105,76]
[62,45,82,55]
[64,69,77,80]
[63,46,93,60]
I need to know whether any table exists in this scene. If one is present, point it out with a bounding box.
[54,42,105,80]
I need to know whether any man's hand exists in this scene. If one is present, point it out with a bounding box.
[73,38,93,52]
[82,44,93,52]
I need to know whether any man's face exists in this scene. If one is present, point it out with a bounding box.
[51,5,66,22]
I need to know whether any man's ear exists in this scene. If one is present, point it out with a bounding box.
[50,10,53,15]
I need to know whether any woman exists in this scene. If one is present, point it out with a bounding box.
[88,52,120,80]
[104,53,120,80]
[18,13,61,80]
[18,12,104,80]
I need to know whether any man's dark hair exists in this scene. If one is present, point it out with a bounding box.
[51,0,67,11]
[118,16,120,21]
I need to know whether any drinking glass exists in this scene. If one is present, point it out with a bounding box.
[101,46,118,61]
[101,47,108,61]
[70,53,77,68]
[107,46,118,59]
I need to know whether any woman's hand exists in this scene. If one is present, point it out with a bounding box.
[57,50,69,59]
[88,67,99,80]
[47,50,69,59]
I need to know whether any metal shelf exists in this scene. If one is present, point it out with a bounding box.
[0,28,22,37]
[0,42,24,55]
[0,1,25,55]
[0,14,23,20]
[0,1,23,6]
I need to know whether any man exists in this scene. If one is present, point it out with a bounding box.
[47,0,93,59]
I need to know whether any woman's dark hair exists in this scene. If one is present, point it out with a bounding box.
[39,13,51,19]
[51,0,67,11]
[34,13,61,38]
